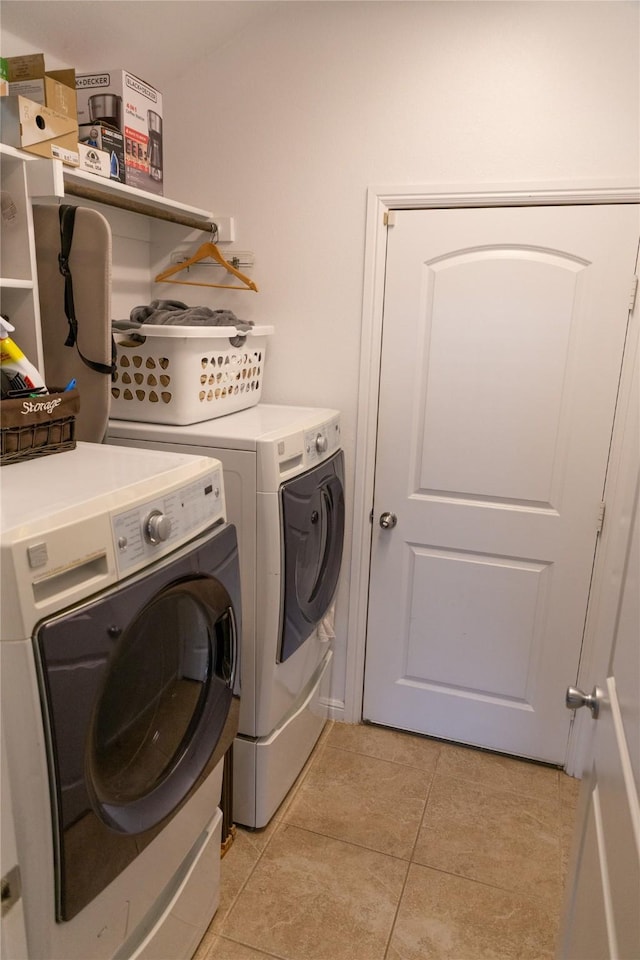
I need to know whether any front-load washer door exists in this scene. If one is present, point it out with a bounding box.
[34,523,241,922]
[279,450,345,662]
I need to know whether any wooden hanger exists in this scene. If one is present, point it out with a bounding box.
[154,241,258,291]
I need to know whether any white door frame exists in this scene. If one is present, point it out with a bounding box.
[345,180,639,775]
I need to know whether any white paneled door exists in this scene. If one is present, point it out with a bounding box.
[363,204,639,763]
[560,329,639,959]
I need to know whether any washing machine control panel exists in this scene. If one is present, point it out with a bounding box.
[303,416,341,466]
[113,467,224,574]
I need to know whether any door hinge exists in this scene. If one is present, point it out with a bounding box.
[383,211,396,228]
[630,276,638,312]
[596,500,606,535]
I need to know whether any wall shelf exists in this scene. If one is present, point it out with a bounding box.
[1,144,215,230]
[62,167,216,233]
[1,144,232,382]
[0,278,35,289]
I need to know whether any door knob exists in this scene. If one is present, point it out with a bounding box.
[565,685,603,719]
[379,512,397,529]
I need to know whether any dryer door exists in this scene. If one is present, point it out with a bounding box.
[280,450,345,662]
[34,522,241,921]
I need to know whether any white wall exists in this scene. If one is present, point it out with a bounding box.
[161,0,639,713]
[2,1,638,715]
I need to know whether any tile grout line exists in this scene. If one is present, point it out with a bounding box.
[268,821,414,865]
[328,731,564,804]
[418,769,563,810]
[408,751,565,909]
[382,744,444,960]
[214,931,289,960]
[404,859,568,908]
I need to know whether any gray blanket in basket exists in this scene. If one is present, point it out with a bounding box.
[129,300,254,332]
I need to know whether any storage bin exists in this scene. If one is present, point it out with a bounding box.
[110,324,273,425]
[0,388,79,464]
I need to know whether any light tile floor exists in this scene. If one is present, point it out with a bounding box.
[194,722,580,960]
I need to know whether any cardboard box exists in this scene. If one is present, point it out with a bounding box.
[0,96,79,165]
[5,53,45,81]
[78,122,125,182]
[75,70,163,195]
[5,54,77,120]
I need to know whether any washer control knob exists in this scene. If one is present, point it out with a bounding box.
[315,433,328,454]
[145,510,172,544]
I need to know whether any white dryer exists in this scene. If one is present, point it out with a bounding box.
[108,405,345,828]
[1,442,241,959]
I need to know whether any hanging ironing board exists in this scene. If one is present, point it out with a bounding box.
[33,205,113,444]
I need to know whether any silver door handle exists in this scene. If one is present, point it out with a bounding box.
[565,685,603,719]
[379,512,397,529]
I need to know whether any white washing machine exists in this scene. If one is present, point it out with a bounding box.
[108,405,345,828]
[0,442,242,960]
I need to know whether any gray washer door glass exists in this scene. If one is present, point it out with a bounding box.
[87,577,235,832]
[280,450,345,662]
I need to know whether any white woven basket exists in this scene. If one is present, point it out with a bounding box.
[110,324,273,425]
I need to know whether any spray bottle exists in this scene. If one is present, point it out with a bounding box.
[0,316,47,398]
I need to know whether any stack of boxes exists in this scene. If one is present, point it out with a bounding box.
[0,56,163,196]
[0,54,79,166]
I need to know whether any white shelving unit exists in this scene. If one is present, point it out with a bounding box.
[0,145,218,383]
[0,143,47,372]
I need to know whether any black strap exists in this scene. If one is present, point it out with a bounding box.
[58,205,116,378]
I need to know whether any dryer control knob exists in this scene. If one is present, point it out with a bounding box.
[315,433,328,454]
[145,510,172,544]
